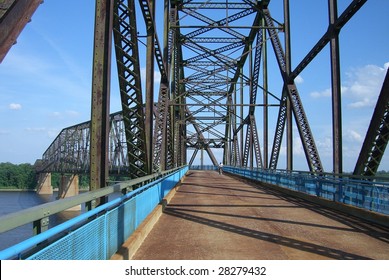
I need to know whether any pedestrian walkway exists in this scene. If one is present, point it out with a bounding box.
[131,171,389,260]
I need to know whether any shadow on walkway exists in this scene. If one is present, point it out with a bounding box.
[164,206,371,260]
[227,173,389,244]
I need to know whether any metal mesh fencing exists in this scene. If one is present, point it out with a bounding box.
[22,167,188,260]
[224,166,389,215]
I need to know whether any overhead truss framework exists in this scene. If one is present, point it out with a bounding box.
[171,0,325,172]
[6,0,384,177]
[174,0,265,169]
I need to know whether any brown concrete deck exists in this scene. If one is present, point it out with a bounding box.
[131,171,389,260]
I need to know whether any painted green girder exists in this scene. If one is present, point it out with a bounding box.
[113,0,149,178]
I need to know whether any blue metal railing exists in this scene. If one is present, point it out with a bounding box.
[224,166,389,215]
[0,166,188,260]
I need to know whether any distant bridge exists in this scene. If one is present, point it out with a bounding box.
[35,111,129,175]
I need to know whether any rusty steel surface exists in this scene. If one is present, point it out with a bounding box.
[113,0,149,177]
[132,171,389,260]
[89,0,113,201]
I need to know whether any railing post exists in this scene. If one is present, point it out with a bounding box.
[33,217,49,235]
[333,177,343,202]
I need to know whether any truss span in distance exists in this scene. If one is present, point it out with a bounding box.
[37,112,128,174]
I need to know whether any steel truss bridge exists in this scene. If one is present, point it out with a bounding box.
[1,0,389,261]
[2,0,389,184]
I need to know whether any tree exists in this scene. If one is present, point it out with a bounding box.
[0,162,37,189]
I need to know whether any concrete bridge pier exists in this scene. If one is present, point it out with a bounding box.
[36,173,53,195]
[58,174,81,211]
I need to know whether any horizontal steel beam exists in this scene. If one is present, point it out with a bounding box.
[171,103,279,107]
[172,25,282,29]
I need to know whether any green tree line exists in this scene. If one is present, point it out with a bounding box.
[0,162,36,189]
[0,162,91,190]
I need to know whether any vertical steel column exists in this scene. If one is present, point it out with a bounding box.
[179,56,186,166]
[262,16,268,169]
[89,0,113,206]
[233,80,238,165]
[225,93,232,165]
[329,0,343,174]
[160,0,170,171]
[172,29,179,167]
[240,69,244,166]
[249,44,254,168]
[284,0,293,170]
[145,0,155,174]
[200,148,204,169]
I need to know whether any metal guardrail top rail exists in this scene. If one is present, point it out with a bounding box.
[0,166,187,234]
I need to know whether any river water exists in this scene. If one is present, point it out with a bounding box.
[0,191,81,251]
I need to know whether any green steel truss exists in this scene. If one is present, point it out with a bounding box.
[113,0,148,178]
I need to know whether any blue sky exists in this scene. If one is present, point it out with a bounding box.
[0,0,388,172]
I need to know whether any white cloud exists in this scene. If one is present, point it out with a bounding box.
[343,63,387,108]
[25,127,46,133]
[345,129,363,142]
[50,112,61,117]
[140,68,162,84]
[310,88,331,98]
[47,129,60,139]
[293,138,305,156]
[278,137,305,157]
[309,62,388,108]
[24,127,60,139]
[9,103,22,110]
[316,137,332,157]
[294,75,304,84]
[347,98,375,109]
[65,110,80,117]
[49,110,80,118]
[154,71,161,84]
